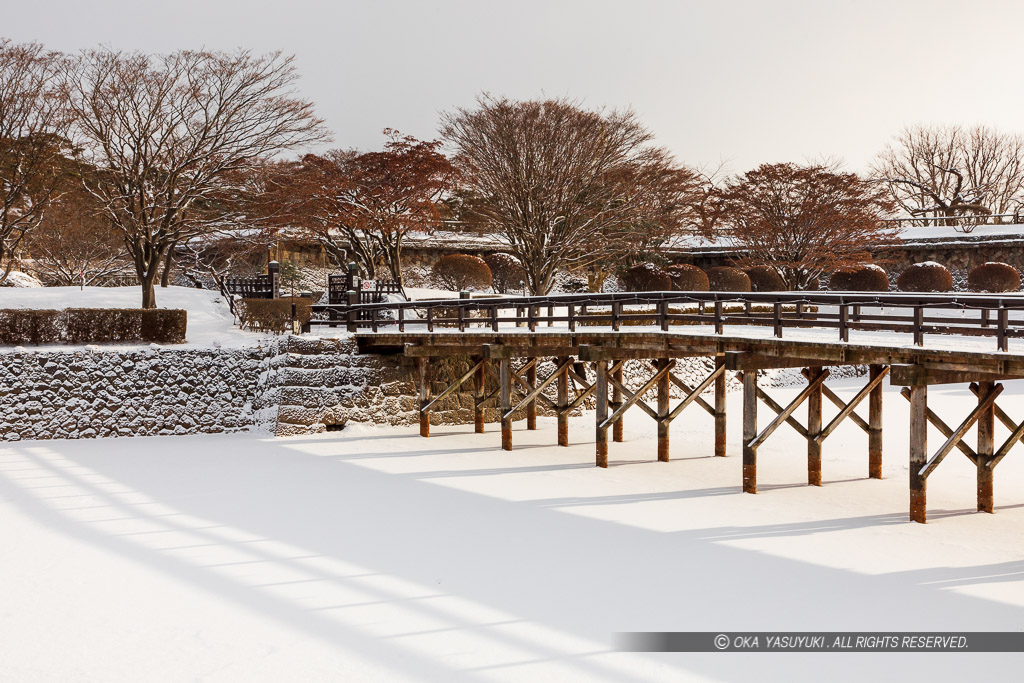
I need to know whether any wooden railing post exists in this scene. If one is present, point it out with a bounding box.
[807,366,824,486]
[557,356,570,446]
[526,360,538,430]
[474,358,488,434]
[714,301,723,334]
[596,360,609,467]
[913,306,924,346]
[997,306,1008,352]
[742,371,758,493]
[346,290,359,332]
[500,358,512,451]
[773,302,782,338]
[611,362,624,443]
[868,364,884,479]
[909,384,927,523]
[977,380,996,513]
[657,358,670,462]
[714,355,727,457]
[418,357,431,438]
[458,290,469,331]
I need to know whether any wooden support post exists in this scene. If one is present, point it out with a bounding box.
[742,371,757,493]
[500,358,512,451]
[868,364,883,479]
[526,361,538,430]
[418,357,430,438]
[474,358,487,434]
[807,366,823,486]
[977,380,995,513]
[657,358,670,462]
[596,360,609,467]
[557,356,569,446]
[714,356,727,457]
[612,363,624,442]
[909,384,927,523]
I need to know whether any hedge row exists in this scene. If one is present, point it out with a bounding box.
[0,308,187,345]
[236,297,312,333]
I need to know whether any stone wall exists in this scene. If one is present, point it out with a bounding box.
[0,345,275,441]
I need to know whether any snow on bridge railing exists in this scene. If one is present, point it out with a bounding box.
[310,290,1024,352]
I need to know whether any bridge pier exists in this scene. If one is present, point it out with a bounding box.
[595,360,609,468]
[474,358,487,434]
[418,357,430,438]
[807,366,824,486]
[714,356,726,457]
[557,357,569,447]
[742,370,757,494]
[500,358,512,451]
[869,364,884,478]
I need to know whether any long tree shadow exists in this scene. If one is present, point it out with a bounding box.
[3,432,1024,683]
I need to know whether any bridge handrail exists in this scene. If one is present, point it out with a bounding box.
[309,289,1024,351]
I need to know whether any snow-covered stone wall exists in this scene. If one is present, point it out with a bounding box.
[0,346,276,441]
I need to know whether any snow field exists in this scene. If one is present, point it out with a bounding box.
[1,377,1023,682]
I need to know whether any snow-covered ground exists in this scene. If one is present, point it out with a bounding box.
[0,286,267,350]
[1,378,1022,682]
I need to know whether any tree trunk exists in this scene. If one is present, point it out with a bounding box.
[141,269,159,309]
[160,247,174,287]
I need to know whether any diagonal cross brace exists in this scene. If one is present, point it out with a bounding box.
[667,364,724,423]
[969,382,1024,469]
[747,368,830,450]
[811,366,889,445]
[737,372,809,438]
[899,388,979,464]
[421,360,484,415]
[649,360,720,418]
[505,359,572,420]
[600,360,676,429]
[566,361,622,413]
[914,383,1003,479]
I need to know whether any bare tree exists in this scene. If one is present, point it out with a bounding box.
[721,163,896,290]
[0,40,72,283]
[26,179,131,286]
[441,95,689,295]
[872,124,1024,229]
[61,47,328,307]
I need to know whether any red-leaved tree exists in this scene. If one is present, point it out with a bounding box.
[719,163,896,290]
[266,130,458,289]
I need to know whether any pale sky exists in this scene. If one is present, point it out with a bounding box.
[5,0,1024,173]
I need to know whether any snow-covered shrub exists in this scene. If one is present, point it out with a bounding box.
[707,266,751,292]
[236,297,312,333]
[432,254,492,291]
[619,263,671,292]
[484,253,527,293]
[745,265,785,291]
[829,264,889,291]
[665,264,709,291]
[0,308,187,344]
[967,262,1021,293]
[1,271,42,288]
[897,262,953,292]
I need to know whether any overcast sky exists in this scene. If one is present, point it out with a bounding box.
[6,0,1023,173]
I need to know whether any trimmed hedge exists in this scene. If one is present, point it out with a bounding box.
[432,254,492,291]
[0,308,187,345]
[897,262,953,292]
[707,266,752,292]
[665,264,709,291]
[745,266,786,291]
[619,263,672,291]
[236,297,312,333]
[829,264,889,292]
[484,253,528,293]
[968,262,1021,293]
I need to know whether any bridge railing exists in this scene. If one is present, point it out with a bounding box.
[310,290,1024,351]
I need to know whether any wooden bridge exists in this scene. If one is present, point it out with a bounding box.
[312,290,1024,523]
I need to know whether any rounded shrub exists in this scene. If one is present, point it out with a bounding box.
[707,266,751,292]
[968,262,1021,293]
[432,254,492,291]
[665,264,709,291]
[619,263,672,292]
[829,264,889,292]
[483,253,527,293]
[745,265,786,291]
[897,262,953,292]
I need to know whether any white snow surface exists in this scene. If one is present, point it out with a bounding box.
[0,285,270,350]
[1,379,1022,681]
